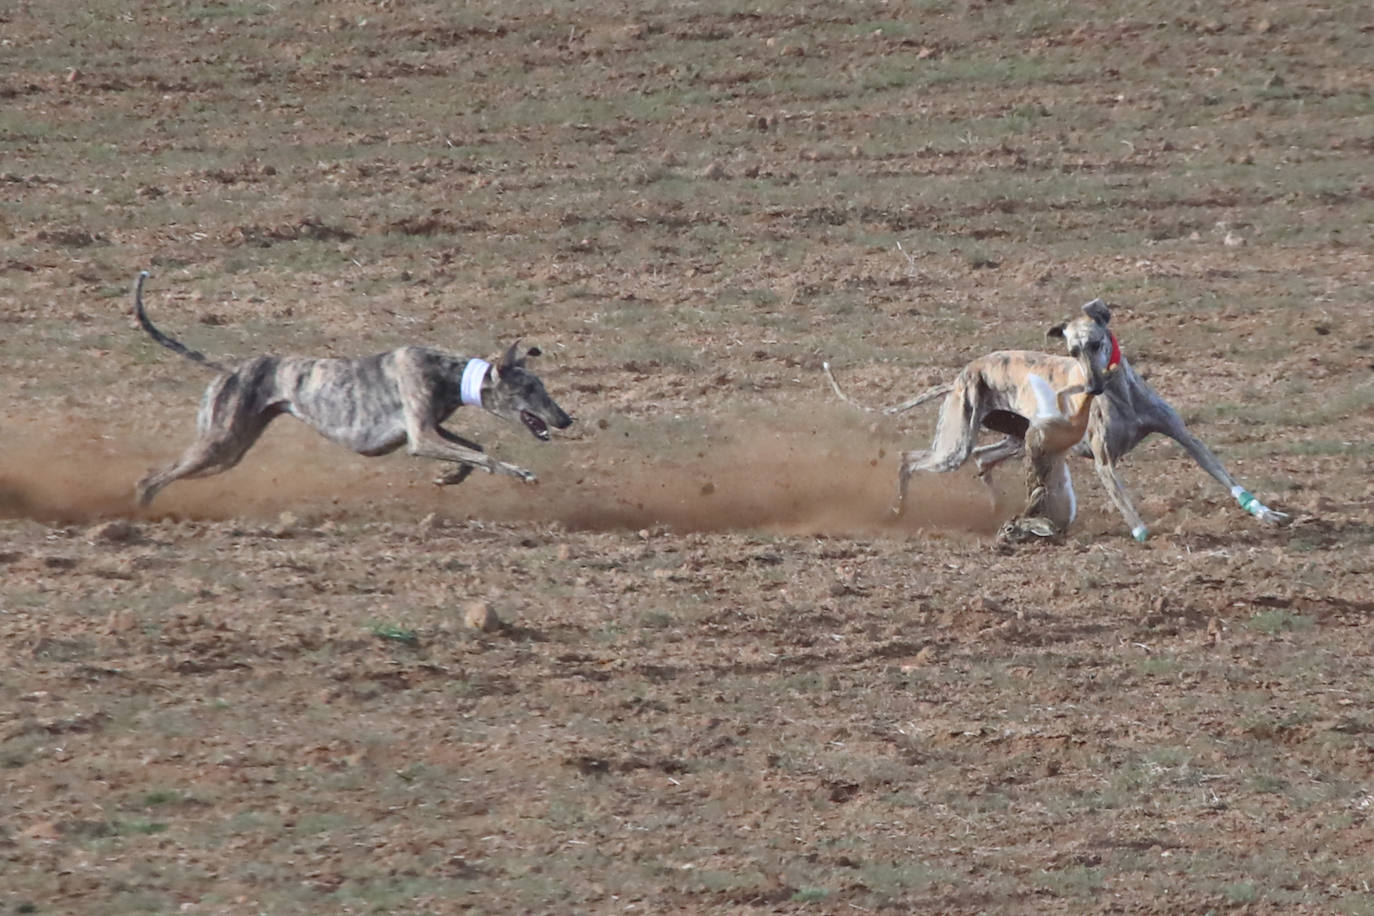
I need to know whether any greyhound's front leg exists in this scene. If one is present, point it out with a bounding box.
[1156,415,1287,525]
[1090,435,1149,542]
[410,428,538,484]
[1053,383,1086,418]
[431,428,483,486]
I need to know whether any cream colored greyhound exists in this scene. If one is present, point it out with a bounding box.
[825,299,1286,541]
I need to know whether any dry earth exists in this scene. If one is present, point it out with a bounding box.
[2,1,1373,913]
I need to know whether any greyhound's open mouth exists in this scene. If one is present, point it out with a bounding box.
[521,410,551,441]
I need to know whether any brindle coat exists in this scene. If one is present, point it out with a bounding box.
[130,272,573,507]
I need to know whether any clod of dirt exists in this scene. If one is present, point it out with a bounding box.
[700,160,728,180]
[106,608,136,634]
[36,228,103,248]
[464,601,501,632]
[898,646,937,671]
[419,512,448,531]
[87,520,140,544]
[1207,616,1225,644]
[386,214,458,237]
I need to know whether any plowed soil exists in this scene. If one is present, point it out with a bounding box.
[2,1,1373,913]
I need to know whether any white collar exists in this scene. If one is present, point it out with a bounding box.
[460,358,490,408]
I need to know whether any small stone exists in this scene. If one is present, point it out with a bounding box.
[556,543,572,561]
[899,645,936,672]
[267,512,299,538]
[106,608,136,634]
[464,601,501,633]
[88,520,139,544]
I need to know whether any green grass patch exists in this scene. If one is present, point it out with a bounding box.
[369,622,420,645]
[1244,609,1314,636]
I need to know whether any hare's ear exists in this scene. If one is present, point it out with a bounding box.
[1046,322,1068,341]
[1081,298,1112,326]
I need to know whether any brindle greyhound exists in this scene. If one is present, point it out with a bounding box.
[824,299,1286,541]
[131,271,573,507]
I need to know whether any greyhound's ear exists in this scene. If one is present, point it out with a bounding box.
[1046,322,1068,341]
[498,340,522,373]
[525,346,541,359]
[1082,298,1112,326]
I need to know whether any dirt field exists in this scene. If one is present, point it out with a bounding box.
[3,1,1373,912]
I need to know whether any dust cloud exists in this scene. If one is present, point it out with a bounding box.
[0,416,1005,538]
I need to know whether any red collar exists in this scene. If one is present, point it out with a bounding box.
[1107,332,1121,370]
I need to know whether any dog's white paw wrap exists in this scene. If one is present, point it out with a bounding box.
[1131,525,1149,543]
[460,358,491,408]
[1231,485,1286,524]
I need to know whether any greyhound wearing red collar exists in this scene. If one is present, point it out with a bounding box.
[825,299,1286,542]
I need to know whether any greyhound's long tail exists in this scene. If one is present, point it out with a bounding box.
[822,361,953,416]
[133,271,230,373]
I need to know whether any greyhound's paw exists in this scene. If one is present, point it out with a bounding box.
[512,467,538,484]
[1235,488,1288,526]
